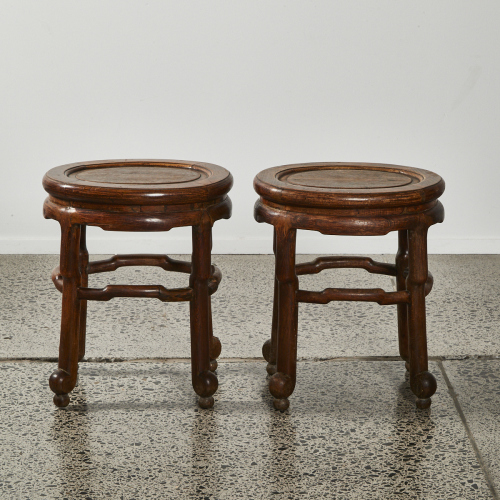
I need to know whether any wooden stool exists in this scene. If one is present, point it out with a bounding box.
[43,160,232,409]
[254,163,445,411]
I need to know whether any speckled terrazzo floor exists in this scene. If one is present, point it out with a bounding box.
[1,255,499,359]
[0,255,499,499]
[0,360,497,499]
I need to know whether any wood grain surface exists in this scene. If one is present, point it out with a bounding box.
[282,167,413,189]
[43,159,233,205]
[43,159,232,409]
[255,162,444,209]
[72,165,202,185]
[254,162,445,412]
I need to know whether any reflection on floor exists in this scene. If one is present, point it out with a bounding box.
[0,255,498,499]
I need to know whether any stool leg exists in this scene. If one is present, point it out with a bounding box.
[269,226,298,411]
[396,230,410,371]
[206,231,222,372]
[49,223,83,408]
[78,226,89,362]
[190,222,218,409]
[407,226,436,409]
[207,230,221,372]
[208,298,222,372]
[262,228,278,376]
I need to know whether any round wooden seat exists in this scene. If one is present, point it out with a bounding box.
[43,160,233,233]
[255,163,444,237]
[254,162,444,210]
[43,159,232,410]
[43,159,232,206]
[254,162,445,412]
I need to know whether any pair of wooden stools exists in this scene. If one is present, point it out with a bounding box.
[43,160,444,410]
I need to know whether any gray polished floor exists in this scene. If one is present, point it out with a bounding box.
[0,255,499,499]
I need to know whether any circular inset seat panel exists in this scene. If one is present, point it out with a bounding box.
[254,163,444,209]
[43,160,233,205]
[71,166,202,185]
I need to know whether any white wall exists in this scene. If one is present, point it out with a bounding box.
[1,1,499,255]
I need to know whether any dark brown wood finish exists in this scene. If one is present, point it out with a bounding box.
[269,226,299,412]
[44,160,232,409]
[254,163,445,411]
[396,230,410,370]
[262,228,279,376]
[78,225,88,362]
[255,162,445,210]
[189,221,218,409]
[43,159,232,206]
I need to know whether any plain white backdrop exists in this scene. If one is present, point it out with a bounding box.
[1,1,499,254]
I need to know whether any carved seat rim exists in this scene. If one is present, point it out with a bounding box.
[254,162,445,209]
[43,159,233,206]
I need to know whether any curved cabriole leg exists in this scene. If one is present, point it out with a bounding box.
[78,226,89,362]
[263,228,278,376]
[190,222,218,409]
[407,226,437,409]
[269,226,298,411]
[50,223,83,407]
[396,230,410,372]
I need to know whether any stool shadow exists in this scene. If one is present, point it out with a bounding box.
[51,386,95,499]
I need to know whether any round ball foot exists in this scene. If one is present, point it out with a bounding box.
[405,361,410,372]
[210,336,222,360]
[262,339,272,362]
[53,393,70,408]
[416,398,431,409]
[49,368,76,394]
[266,363,277,376]
[273,398,289,412]
[269,372,294,401]
[209,359,218,372]
[198,396,214,409]
[411,370,437,400]
[193,370,218,399]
